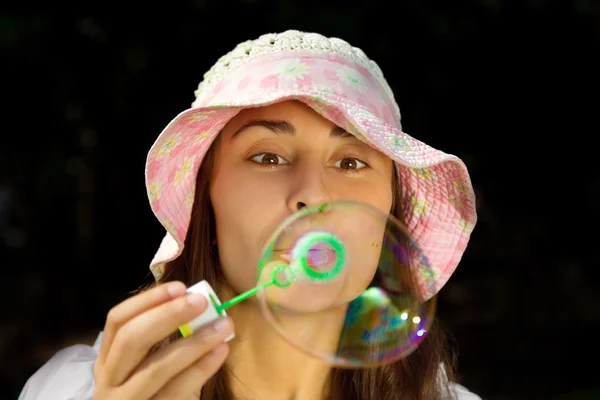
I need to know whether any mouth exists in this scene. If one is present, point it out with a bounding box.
[272,246,337,272]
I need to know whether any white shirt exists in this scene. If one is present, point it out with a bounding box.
[18,332,482,400]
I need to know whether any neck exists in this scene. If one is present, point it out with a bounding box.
[224,297,346,400]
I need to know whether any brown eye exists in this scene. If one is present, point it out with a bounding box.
[340,158,358,169]
[250,152,288,166]
[335,157,366,170]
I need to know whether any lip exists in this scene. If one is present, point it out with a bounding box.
[271,247,336,272]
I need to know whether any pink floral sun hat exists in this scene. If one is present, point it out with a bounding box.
[145,30,477,300]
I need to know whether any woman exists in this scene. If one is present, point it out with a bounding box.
[19,30,480,399]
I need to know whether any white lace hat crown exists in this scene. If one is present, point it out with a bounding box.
[193,30,400,118]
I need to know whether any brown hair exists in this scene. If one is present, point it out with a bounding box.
[148,136,459,400]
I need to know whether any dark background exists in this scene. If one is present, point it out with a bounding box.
[2,2,599,399]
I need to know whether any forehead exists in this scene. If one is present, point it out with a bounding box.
[224,100,337,131]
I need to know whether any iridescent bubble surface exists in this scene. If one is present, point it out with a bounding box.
[256,200,436,368]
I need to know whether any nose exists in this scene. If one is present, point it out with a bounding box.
[287,168,332,213]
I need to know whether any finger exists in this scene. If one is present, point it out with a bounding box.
[98,282,187,365]
[103,292,208,386]
[123,318,233,399]
[151,343,229,400]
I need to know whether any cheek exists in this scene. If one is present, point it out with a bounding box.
[210,170,290,292]
[212,170,286,228]
[335,176,393,214]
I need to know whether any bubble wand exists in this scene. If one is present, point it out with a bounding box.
[178,231,345,339]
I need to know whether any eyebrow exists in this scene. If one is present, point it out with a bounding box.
[231,119,352,139]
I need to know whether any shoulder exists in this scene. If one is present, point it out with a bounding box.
[449,381,483,400]
[438,363,483,400]
[18,333,103,400]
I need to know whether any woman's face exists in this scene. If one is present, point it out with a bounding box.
[210,100,394,296]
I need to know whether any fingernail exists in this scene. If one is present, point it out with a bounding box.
[213,317,231,333]
[168,282,186,298]
[187,294,206,308]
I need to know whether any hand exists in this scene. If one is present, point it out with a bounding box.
[92,281,234,399]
